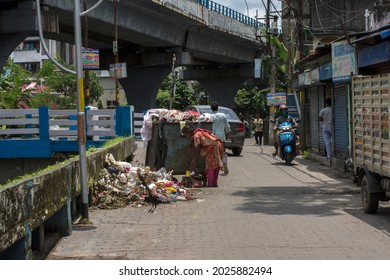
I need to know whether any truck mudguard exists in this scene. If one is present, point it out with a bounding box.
[358,166,385,194]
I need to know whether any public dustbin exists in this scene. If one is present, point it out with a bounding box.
[145,122,211,175]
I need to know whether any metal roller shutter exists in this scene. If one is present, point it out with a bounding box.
[318,87,325,156]
[333,84,349,158]
[309,87,319,153]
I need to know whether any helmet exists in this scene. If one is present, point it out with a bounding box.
[279,104,288,111]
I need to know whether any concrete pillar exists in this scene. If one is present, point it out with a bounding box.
[179,65,252,108]
[119,65,171,112]
[199,77,247,108]
[0,34,28,69]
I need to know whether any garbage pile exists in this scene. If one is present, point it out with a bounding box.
[140,108,212,145]
[90,153,193,209]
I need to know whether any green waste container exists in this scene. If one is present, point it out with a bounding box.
[145,121,211,175]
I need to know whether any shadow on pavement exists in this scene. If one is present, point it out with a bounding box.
[344,206,390,234]
[231,185,359,217]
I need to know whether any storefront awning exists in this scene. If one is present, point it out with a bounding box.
[352,26,390,44]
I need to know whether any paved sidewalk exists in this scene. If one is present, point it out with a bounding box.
[46,139,390,260]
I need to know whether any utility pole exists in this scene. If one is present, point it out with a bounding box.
[267,0,277,146]
[297,0,304,63]
[83,0,90,106]
[114,0,120,106]
[169,54,176,110]
[74,0,89,221]
[287,7,292,94]
[265,0,271,53]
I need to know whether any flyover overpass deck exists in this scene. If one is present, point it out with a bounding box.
[0,0,265,112]
[34,0,263,64]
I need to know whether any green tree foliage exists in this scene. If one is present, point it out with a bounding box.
[261,36,289,92]
[173,81,195,109]
[0,56,104,109]
[37,59,76,98]
[156,75,195,109]
[0,58,31,108]
[233,86,267,119]
[191,81,209,105]
[156,89,170,109]
[86,70,104,105]
[37,58,103,108]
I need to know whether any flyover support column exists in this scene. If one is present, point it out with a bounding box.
[199,78,247,108]
[0,34,29,69]
[119,65,171,112]
[179,65,252,109]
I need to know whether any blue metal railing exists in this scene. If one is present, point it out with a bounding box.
[196,0,264,28]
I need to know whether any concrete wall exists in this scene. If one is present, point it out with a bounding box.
[0,157,63,185]
[0,137,137,259]
[156,0,257,40]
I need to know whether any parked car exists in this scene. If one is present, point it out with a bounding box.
[182,105,245,156]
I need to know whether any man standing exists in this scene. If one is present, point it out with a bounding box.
[253,114,263,145]
[319,98,333,160]
[210,101,231,174]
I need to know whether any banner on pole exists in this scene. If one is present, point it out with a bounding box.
[82,48,99,69]
[109,62,127,79]
[267,92,286,106]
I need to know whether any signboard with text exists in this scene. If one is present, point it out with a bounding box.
[311,68,319,84]
[254,58,262,78]
[267,92,286,106]
[82,48,99,69]
[358,41,390,68]
[332,40,356,83]
[286,92,299,119]
[109,62,127,79]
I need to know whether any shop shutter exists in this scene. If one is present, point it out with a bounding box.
[318,87,325,156]
[333,84,349,158]
[309,87,319,153]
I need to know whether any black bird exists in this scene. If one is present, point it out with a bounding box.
[137,169,163,213]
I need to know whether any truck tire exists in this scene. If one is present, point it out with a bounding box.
[361,174,379,214]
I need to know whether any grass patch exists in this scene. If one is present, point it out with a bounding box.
[302,149,311,159]
[101,136,128,148]
[0,161,69,189]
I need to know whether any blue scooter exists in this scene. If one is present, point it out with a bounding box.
[277,121,297,165]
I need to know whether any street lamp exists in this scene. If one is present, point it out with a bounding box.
[244,0,249,16]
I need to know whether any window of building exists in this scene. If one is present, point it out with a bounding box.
[107,100,116,109]
[22,63,38,72]
[23,41,40,51]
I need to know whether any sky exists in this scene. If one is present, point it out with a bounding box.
[216,0,282,25]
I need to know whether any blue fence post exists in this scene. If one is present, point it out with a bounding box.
[85,106,90,137]
[115,106,131,137]
[25,113,33,138]
[69,112,77,132]
[39,106,49,141]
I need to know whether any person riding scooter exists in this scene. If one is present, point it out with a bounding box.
[272,104,298,157]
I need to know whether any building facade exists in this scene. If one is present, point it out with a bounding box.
[285,0,390,168]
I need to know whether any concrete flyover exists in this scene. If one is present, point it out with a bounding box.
[0,0,265,110]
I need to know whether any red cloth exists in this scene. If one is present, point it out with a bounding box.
[192,128,224,171]
[207,167,219,187]
[186,110,201,116]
